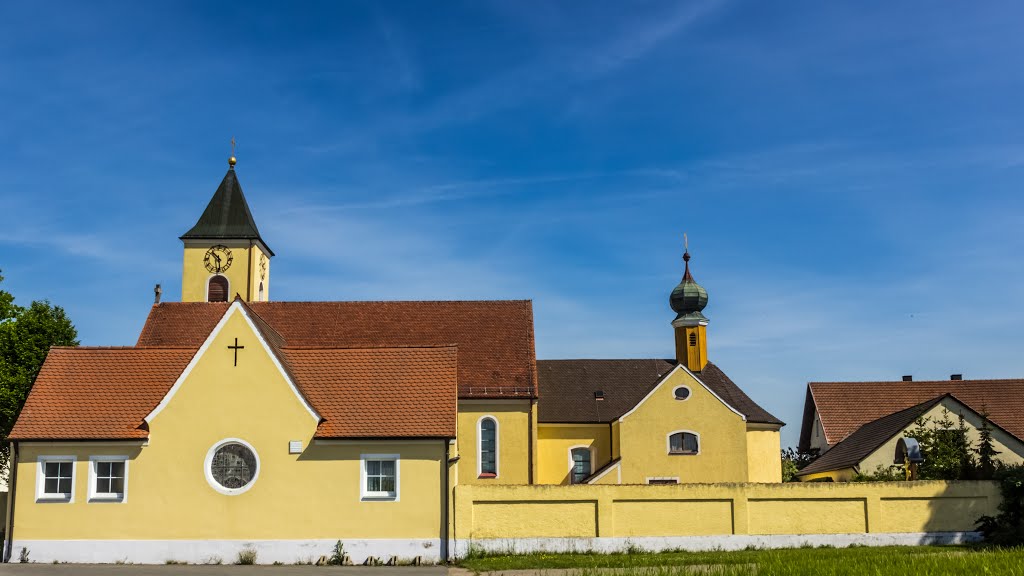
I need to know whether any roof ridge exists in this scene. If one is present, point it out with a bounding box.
[538,358,674,362]
[283,344,459,351]
[250,299,534,305]
[810,378,1024,385]
[50,346,195,351]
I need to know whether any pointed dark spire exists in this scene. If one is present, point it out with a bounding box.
[179,166,274,255]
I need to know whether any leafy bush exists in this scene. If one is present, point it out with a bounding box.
[977,464,1024,545]
[852,465,904,482]
[781,447,820,482]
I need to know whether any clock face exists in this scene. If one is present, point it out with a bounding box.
[204,245,234,274]
[259,254,268,280]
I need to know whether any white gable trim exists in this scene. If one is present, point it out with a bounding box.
[144,301,321,425]
[618,365,747,423]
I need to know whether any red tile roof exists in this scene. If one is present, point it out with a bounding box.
[11,343,459,440]
[284,346,457,438]
[137,300,537,398]
[9,347,194,440]
[801,379,1024,449]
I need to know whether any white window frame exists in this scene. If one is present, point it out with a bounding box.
[360,454,400,501]
[36,456,76,503]
[88,456,129,503]
[567,445,594,484]
[204,438,261,496]
[477,415,499,479]
[672,385,692,401]
[666,430,701,455]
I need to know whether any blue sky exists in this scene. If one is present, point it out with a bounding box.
[3,1,1024,447]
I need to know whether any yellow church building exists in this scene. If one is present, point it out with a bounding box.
[3,159,782,564]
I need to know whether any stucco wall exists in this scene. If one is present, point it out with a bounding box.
[618,367,749,483]
[746,429,782,483]
[456,400,532,485]
[537,424,611,484]
[453,481,999,554]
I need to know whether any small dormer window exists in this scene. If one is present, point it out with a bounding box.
[688,332,697,347]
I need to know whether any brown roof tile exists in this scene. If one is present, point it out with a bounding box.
[137,300,537,398]
[802,379,1024,450]
[537,359,783,425]
[283,346,457,438]
[9,347,194,440]
[796,395,947,476]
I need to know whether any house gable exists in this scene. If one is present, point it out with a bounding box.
[144,300,320,427]
[617,366,748,484]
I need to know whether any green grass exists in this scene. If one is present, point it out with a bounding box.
[458,545,1024,575]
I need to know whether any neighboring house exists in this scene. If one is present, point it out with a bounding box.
[798,379,1024,481]
[3,159,783,563]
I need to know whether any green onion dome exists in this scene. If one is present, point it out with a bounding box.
[669,251,708,322]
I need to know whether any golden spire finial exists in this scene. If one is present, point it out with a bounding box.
[228,136,237,168]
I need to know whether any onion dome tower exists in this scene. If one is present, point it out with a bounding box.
[670,240,709,372]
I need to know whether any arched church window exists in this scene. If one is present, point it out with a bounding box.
[479,417,498,478]
[208,275,229,302]
[688,332,697,347]
[570,447,592,484]
[668,431,699,455]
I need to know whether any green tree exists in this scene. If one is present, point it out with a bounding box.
[905,409,977,480]
[781,446,819,482]
[976,408,1000,479]
[0,271,78,478]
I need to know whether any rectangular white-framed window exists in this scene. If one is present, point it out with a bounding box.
[360,454,399,501]
[36,456,76,502]
[88,456,128,502]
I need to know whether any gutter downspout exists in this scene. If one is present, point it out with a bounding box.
[442,439,451,563]
[4,441,18,563]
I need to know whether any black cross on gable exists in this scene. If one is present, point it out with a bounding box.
[228,337,245,367]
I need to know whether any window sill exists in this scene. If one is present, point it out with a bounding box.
[361,493,398,502]
[478,473,497,479]
[36,495,72,503]
[668,451,699,456]
[89,495,125,503]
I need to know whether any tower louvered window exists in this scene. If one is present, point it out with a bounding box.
[208,275,228,302]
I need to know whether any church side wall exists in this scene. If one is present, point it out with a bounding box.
[537,424,612,485]
[451,481,1000,556]
[618,368,749,484]
[746,429,782,483]
[456,400,532,485]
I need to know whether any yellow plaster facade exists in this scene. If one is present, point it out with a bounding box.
[746,429,783,483]
[453,481,1000,543]
[617,367,749,483]
[15,307,445,545]
[536,424,612,484]
[181,240,270,303]
[455,400,532,485]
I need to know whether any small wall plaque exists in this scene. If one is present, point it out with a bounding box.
[289,440,302,454]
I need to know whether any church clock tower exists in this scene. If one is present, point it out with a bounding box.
[180,155,273,303]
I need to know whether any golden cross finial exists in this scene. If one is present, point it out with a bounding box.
[228,137,237,167]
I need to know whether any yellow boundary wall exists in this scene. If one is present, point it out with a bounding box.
[452,481,999,555]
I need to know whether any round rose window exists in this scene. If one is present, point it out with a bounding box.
[207,440,259,493]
